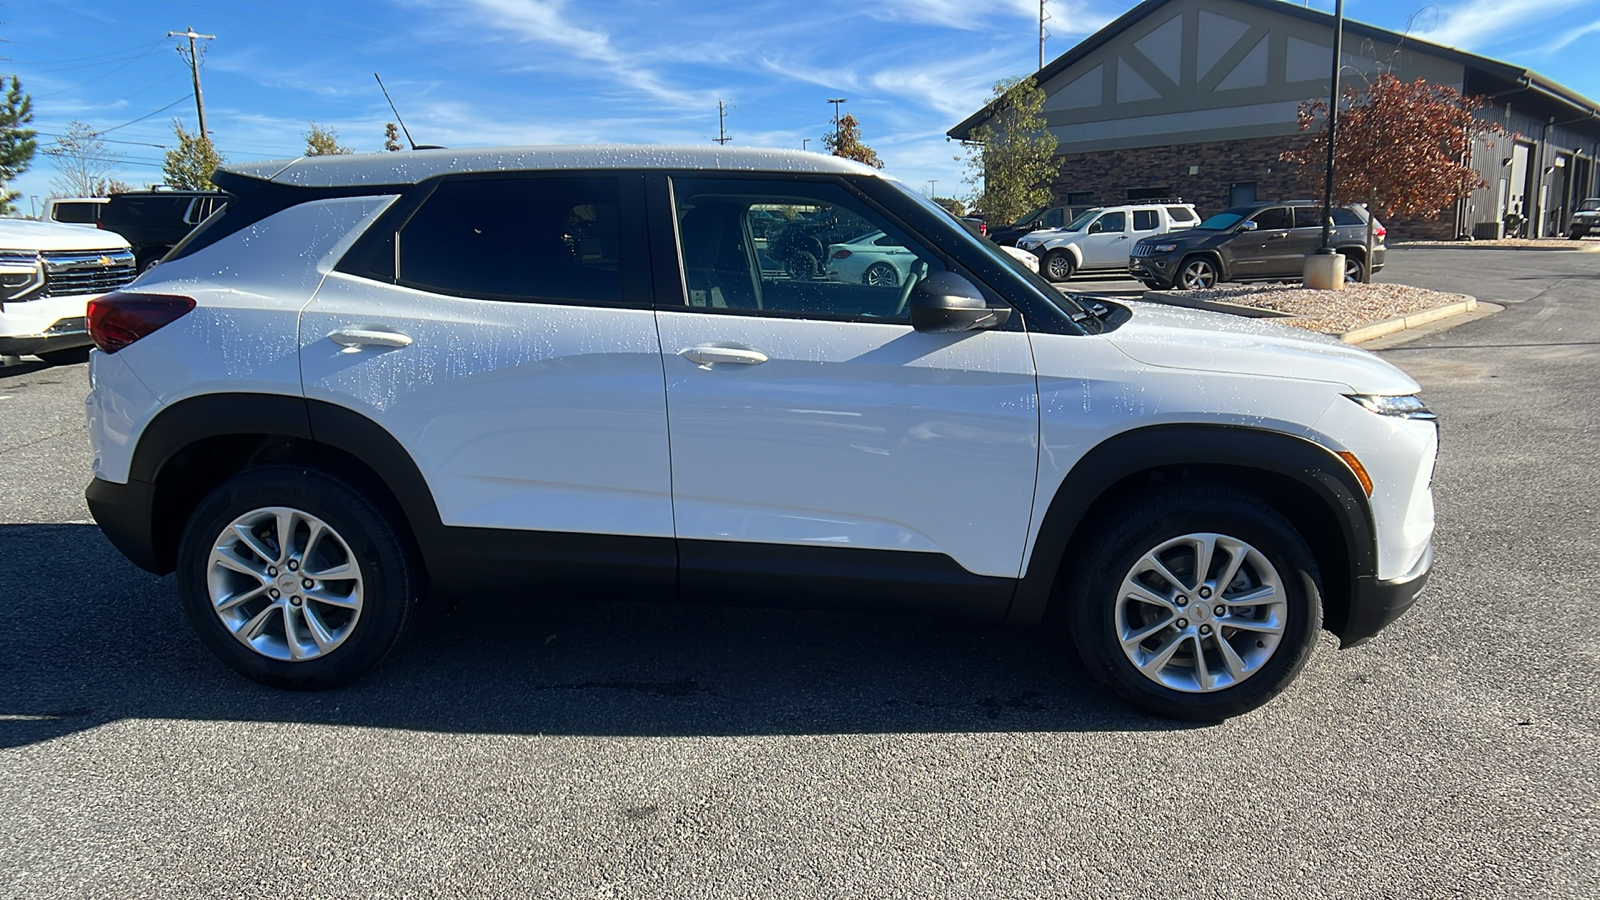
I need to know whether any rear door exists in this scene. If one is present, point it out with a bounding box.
[650,174,1039,613]
[302,172,676,575]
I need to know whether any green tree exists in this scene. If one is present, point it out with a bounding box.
[0,74,39,216]
[43,120,124,196]
[961,76,1060,225]
[162,120,222,190]
[304,122,353,156]
[384,122,403,152]
[932,196,966,216]
[823,114,883,168]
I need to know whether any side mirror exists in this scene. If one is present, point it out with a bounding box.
[1237,220,1258,232]
[909,271,1012,334]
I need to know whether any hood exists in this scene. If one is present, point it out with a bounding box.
[0,217,131,253]
[1103,300,1420,394]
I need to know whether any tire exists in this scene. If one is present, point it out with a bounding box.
[1140,280,1170,291]
[37,345,92,365]
[1041,249,1076,283]
[1065,486,1323,720]
[175,465,421,690]
[861,261,899,287]
[1343,254,1365,283]
[785,250,818,281]
[135,249,167,273]
[1570,230,1585,241]
[1176,256,1219,290]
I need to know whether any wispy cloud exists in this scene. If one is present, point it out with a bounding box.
[1413,0,1588,50]
[1546,17,1600,53]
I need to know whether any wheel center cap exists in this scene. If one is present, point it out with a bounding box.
[1193,604,1209,621]
[279,577,297,592]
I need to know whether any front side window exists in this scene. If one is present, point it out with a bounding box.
[1040,208,1066,228]
[671,178,943,321]
[1250,207,1292,230]
[1090,211,1126,234]
[396,176,622,304]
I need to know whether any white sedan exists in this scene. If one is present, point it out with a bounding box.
[825,230,916,287]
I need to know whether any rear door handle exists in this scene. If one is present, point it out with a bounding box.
[680,344,769,367]
[329,326,413,349]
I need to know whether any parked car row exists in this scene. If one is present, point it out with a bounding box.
[46,188,230,271]
[1001,199,1385,289]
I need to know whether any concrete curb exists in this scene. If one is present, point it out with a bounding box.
[1138,291,1294,318]
[1338,296,1478,344]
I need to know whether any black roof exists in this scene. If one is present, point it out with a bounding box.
[949,0,1600,140]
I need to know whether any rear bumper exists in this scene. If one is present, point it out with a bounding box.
[1340,542,1431,647]
[86,476,164,574]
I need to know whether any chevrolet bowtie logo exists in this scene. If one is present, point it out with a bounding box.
[98,255,112,267]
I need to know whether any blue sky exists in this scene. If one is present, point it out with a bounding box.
[4,0,1599,215]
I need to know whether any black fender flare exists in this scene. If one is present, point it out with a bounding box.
[1007,424,1375,636]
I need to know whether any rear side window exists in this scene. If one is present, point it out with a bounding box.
[396,177,623,304]
[1132,209,1159,231]
[1040,208,1065,228]
[1330,208,1365,226]
[107,195,189,225]
[1166,206,1196,223]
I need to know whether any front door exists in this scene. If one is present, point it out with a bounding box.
[653,175,1040,611]
[1229,206,1292,277]
[1079,210,1130,268]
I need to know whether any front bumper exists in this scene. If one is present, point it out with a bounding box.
[1128,254,1181,287]
[1340,542,1431,647]
[0,317,91,356]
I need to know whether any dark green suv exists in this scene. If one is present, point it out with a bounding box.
[1131,201,1385,290]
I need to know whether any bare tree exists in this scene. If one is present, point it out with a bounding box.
[43,120,124,196]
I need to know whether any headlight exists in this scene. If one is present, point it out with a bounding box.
[1150,243,1178,253]
[1346,394,1436,420]
[0,250,45,302]
[1018,240,1038,250]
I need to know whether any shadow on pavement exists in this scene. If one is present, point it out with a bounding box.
[0,524,1186,748]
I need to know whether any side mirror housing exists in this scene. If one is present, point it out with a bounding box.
[909,271,1013,334]
[1237,220,1259,232]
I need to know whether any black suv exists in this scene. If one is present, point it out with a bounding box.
[99,190,229,271]
[987,203,1099,246]
[1131,201,1385,291]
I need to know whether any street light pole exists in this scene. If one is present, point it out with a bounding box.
[1318,0,1344,254]
[827,98,847,147]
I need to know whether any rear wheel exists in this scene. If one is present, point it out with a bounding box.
[1066,486,1322,720]
[862,261,899,287]
[1042,249,1076,283]
[1176,256,1219,290]
[1343,254,1365,283]
[176,466,420,689]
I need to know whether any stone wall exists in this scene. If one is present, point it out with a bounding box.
[1049,134,1454,240]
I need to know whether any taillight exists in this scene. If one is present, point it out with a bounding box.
[979,223,988,236]
[1374,223,1387,241]
[87,291,196,353]
[831,249,852,259]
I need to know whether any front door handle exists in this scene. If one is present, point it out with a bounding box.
[680,344,769,367]
[329,326,413,349]
[1266,232,1289,240]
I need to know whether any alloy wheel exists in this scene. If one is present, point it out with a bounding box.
[1179,259,1217,289]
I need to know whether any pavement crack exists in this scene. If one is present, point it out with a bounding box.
[0,426,86,457]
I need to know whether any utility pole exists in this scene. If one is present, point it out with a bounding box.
[1039,0,1051,72]
[802,138,810,151]
[926,179,937,197]
[827,98,847,147]
[1318,0,1344,254]
[714,99,731,145]
[167,26,216,140]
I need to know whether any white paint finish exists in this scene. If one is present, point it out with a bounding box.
[1216,35,1270,91]
[85,348,162,484]
[1105,301,1420,394]
[0,292,95,343]
[0,217,129,253]
[1133,14,1184,85]
[1198,11,1252,80]
[1117,58,1163,103]
[656,311,1039,579]
[301,273,674,537]
[1047,64,1104,111]
[1313,395,1437,579]
[1051,99,1302,145]
[223,146,882,189]
[1286,36,1332,83]
[114,196,397,407]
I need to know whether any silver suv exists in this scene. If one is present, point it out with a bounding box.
[1016,203,1200,282]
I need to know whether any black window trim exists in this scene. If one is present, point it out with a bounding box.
[331,169,653,310]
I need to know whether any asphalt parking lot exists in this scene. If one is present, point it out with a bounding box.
[2,246,1597,898]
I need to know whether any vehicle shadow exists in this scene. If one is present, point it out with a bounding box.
[0,524,1188,749]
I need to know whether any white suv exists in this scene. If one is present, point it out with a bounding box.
[82,147,1436,719]
[1,218,136,364]
[1017,203,1199,283]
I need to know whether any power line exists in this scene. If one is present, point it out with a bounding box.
[99,95,195,135]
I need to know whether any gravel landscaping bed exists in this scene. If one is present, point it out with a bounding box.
[1155,282,1470,335]
[1393,237,1600,250]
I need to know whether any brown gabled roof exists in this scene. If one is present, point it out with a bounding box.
[947,0,1600,140]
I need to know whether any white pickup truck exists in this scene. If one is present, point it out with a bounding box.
[1017,202,1199,283]
[0,218,136,364]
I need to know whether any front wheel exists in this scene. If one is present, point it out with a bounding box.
[1176,256,1219,290]
[1066,486,1322,720]
[176,466,421,689]
[1041,249,1076,283]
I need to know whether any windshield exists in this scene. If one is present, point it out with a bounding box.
[1063,209,1100,232]
[1196,210,1248,230]
[1011,206,1047,227]
[1582,198,1600,211]
[896,184,1087,322]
